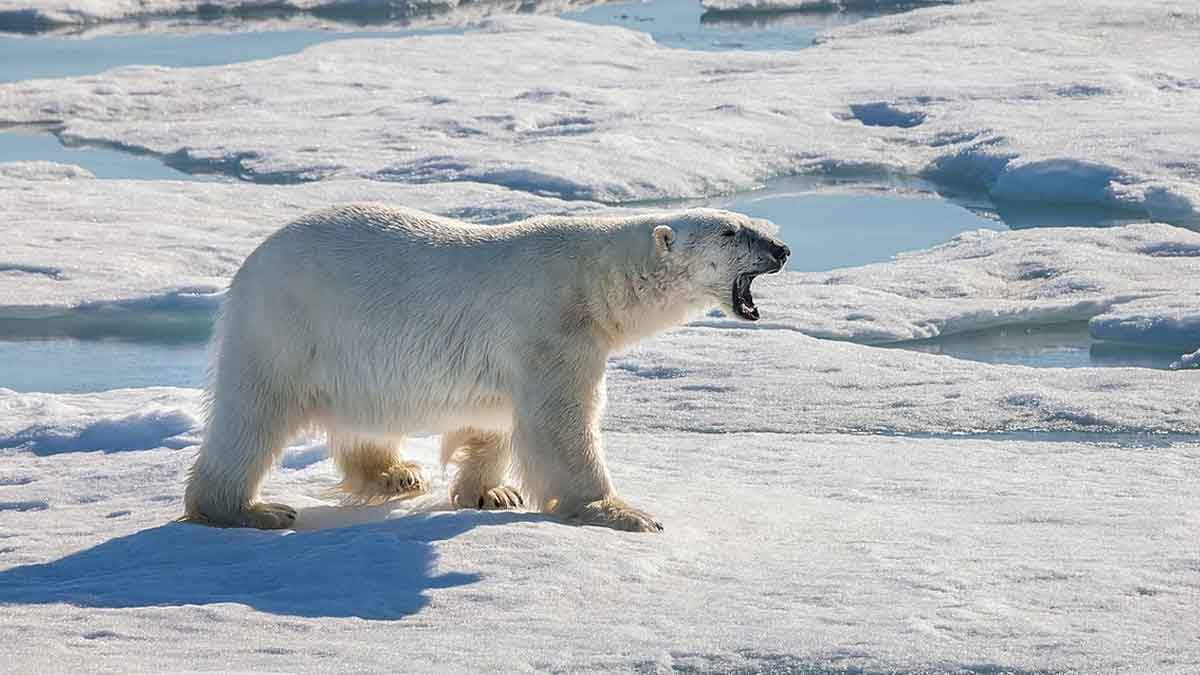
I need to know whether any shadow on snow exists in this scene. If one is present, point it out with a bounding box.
[0,509,551,620]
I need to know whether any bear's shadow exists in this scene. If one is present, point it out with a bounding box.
[0,509,550,620]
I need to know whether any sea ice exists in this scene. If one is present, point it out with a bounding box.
[4,165,1199,348]
[730,223,1200,344]
[0,0,598,33]
[0,162,601,316]
[0,381,1197,672]
[0,2,1197,223]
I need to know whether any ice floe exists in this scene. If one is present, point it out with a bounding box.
[739,223,1200,344]
[4,166,1199,353]
[0,163,601,316]
[0,2,1197,223]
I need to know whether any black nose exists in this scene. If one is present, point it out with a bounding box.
[770,241,790,262]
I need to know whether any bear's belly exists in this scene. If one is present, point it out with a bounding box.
[319,396,514,437]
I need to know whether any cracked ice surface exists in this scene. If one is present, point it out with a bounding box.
[0,2,1198,223]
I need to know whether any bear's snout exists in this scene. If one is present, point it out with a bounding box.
[768,241,790,265]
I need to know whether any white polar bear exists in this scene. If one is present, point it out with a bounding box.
[184,205,789,532]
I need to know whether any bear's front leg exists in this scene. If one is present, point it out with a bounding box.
[513,368,662,533]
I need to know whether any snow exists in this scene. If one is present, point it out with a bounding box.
[0,162,602,316]
[1,377,1198,672]
[0,387,201,454]
[1,2,1198,223]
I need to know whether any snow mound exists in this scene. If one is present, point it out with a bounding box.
[737,223,1200,344]
[1,3,1197,222]
[1089,296,1200,349]
[0,387,202,454]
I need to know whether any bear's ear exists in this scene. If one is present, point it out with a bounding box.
[653,225,675,255]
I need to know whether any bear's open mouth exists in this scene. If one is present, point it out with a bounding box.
[732,272,760,321]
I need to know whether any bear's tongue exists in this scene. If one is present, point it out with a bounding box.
[733,273,759,321]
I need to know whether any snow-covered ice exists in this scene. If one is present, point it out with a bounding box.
[743,223,1200,344]
[5,164,1199,350]
[2,379,1198,672]
[1,1,1198,223]
[2,1,1200,671]
[4,316,1198,446]
[0,162,601,316]
[6,164,1200,349]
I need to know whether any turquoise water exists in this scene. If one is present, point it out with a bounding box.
[889,323,1186,370]
[703,179,1004,272]
[564,0,871,51]
[0,0,855,85]
[0,129,211,180]
[0,28,428,83]
[0,337,208,393]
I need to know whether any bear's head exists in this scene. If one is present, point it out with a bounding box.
[651,209,789,322]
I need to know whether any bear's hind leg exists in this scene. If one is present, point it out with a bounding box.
[441,428,522,510]
[330,435,428,505]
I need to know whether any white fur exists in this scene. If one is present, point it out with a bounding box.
[184,204,785,531]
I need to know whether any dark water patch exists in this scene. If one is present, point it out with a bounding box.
[682,175,1005,272]
[889,322,1186,370]
[0,307,214,341]
[0,337,208,393]
[0,307,213,393]
[988,200,1149,230]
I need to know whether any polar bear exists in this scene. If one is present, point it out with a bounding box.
[184,205,789,532]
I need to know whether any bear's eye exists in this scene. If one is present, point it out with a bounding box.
[721,229,737,237]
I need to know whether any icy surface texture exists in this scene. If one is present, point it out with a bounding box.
[0,3,1197,223]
